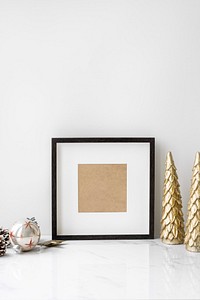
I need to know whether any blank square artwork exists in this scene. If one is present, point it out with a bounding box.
[78,164,127,213]
[52,137,155,240]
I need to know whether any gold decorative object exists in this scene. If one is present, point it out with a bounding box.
[38,240,64,247]
[185,152,200,252]
[160,152,184,244]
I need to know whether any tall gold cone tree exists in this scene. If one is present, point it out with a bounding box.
[185,152,200,252]
[160,152,184,244]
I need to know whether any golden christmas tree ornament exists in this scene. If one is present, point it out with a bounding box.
[185,152,200,252]
[160,152,184,245]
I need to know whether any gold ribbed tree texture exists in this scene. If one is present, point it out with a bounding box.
[160,152,184,245]
[185,152,200,252]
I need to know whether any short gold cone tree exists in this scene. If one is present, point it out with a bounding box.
[185,152,200,252]
[160,152,184,244]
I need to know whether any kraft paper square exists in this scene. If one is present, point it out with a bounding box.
[78,164,127,213]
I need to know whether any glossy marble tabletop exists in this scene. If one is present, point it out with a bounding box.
[0,238,200,300]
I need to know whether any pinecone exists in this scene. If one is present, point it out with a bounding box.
[0,227,11,247]
[0,236,7,256]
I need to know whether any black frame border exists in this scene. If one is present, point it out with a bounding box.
[52,137,155,240]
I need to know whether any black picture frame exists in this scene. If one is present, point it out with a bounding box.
[52,137,155,240]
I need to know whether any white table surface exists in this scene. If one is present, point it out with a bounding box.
[0,238,200,300]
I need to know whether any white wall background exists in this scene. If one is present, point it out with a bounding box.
[0,0,200,237]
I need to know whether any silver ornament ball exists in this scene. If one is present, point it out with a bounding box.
[10,218,41,252]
